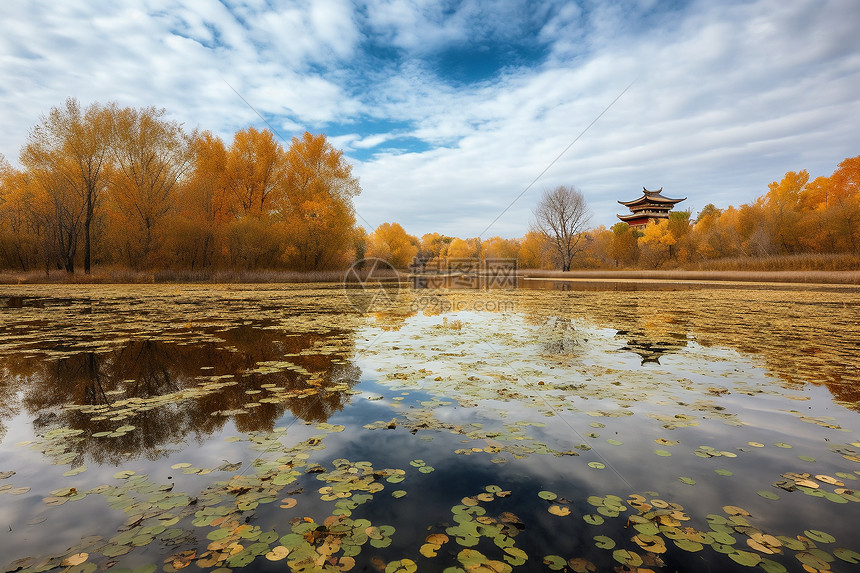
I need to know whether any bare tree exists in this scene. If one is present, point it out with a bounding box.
[532,185,591,271]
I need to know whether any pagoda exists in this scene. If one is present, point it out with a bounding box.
[617,187,686,229]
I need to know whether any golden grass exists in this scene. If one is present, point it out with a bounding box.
[0,267,359,285]
[521,268,860,285]
[689,253,860,271]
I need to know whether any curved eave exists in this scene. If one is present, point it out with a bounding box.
[618,196,686,207]
[617,214,653,222]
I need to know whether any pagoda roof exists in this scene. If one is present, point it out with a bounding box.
[617,213,661,222]
[618,187,686,207]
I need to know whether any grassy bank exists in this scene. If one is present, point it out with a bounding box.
[3,258,860,285]
[521,268,860,285]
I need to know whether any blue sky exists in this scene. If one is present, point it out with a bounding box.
[1,0,858,238]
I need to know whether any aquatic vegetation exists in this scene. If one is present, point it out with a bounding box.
[0,284,858,572]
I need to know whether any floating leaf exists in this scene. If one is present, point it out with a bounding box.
[612,549,643,566]
[537,490,557,501]
[62,465,87,477]
[757,490,780,500]
[543,555,567,570]
[568,558,596,573]
[548,505,570,516]
[385,559,417,573]
[803,530,835,543]
[834,548,860,563]
[61,553,88,567]
[594,535,615,549]
[583,514,603,525]
[674,539,703,552]
[728,550,762,567]
[715,469,733,476]
[759,558,787,573]
[679,477,696,485]
[392,490,407,498]
[655,450,672,457]
[588,462,605,470]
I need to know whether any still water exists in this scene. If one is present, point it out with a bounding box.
[0,283,858,573]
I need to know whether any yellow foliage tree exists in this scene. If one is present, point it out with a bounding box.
[105,104,193,268]
[280,132,361,270]
[20,98,112,273]
[481,236,520,261]
[366,222,418,268]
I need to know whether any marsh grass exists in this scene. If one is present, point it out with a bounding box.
[3,253,858,285]
[523,268,860,284]
[0,267,357,285]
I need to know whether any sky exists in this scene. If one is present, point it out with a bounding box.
[1,0,858,239]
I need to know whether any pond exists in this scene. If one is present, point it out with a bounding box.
[1,283,859,573]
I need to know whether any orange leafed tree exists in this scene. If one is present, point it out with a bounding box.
[366,222,418,268]
[20,98,111,273]
[165,131,232,269]
[280,132,362,270]
[225,127,287,217]
[105,105,194,268]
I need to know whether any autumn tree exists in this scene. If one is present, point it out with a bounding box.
[607,222,638,267]
[20,98,111,273]
[165,131,231,268]
[802,156,860,252]
[225,127,286,217]
[481,236,520,261]
[0,157,44,270]
[759,170,809,254]
[446,237,482,260]
[531,185,591,271]
[366,222,419,268]
[419,232,453,262]
[279,132,361,270]
[517,231,552,269]
[106,105,194,267]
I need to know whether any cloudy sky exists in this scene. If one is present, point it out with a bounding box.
[1,0,858,238]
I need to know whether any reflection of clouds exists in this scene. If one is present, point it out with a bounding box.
[342,309,860,562]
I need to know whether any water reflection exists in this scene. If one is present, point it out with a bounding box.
[0,323,360,463]
[617,330,689,364]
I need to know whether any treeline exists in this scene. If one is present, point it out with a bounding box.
[1,99,858,275]
[359,155,860,271]
[0,98,361,273]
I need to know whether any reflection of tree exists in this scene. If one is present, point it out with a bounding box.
[4,324,359,465]
[514,288,860,408]
[616,331,688,365]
